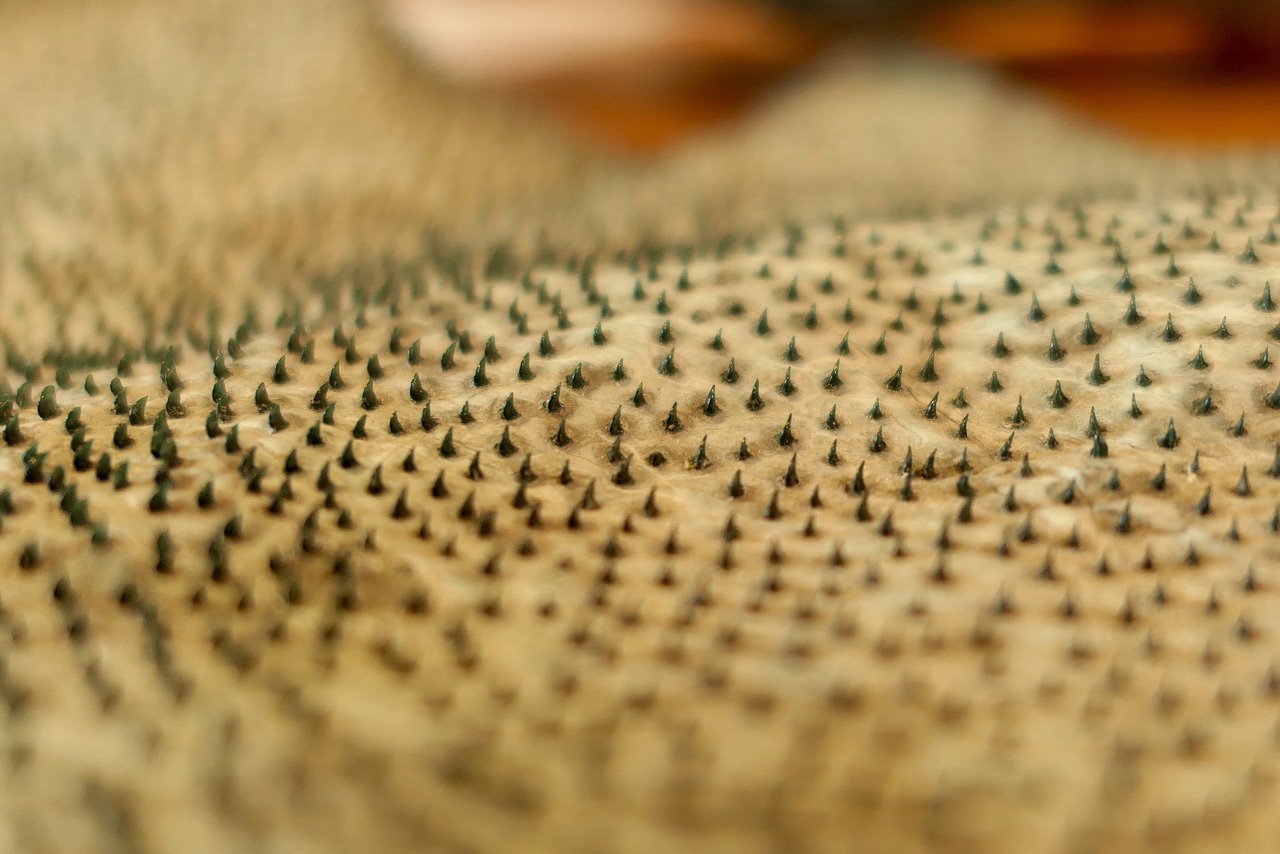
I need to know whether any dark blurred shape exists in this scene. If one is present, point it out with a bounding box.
[922,2,1280,143]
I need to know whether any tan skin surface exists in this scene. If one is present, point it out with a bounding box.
[6,2,1280,852]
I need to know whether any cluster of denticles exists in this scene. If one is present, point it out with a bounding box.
[0,203,1276,791]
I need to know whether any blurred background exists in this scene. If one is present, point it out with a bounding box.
[384,0,1280,152]
[8,0,1280,274]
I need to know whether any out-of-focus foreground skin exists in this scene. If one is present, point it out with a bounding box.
[7,2,1280,854]
[384,0,1280,150]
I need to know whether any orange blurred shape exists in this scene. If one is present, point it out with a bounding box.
[533,78,784,153]
[577,0,1280,149]
[920,2,1213,61]
[393,1,1280,151]
[521,0,818,153]
[384,0,816,152]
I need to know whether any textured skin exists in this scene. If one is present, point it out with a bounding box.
[5,2,1280,854]
[4,199,1280,854]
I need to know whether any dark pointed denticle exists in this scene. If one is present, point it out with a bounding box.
[1049,381,1070,408]
[1046,330,1066,362]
